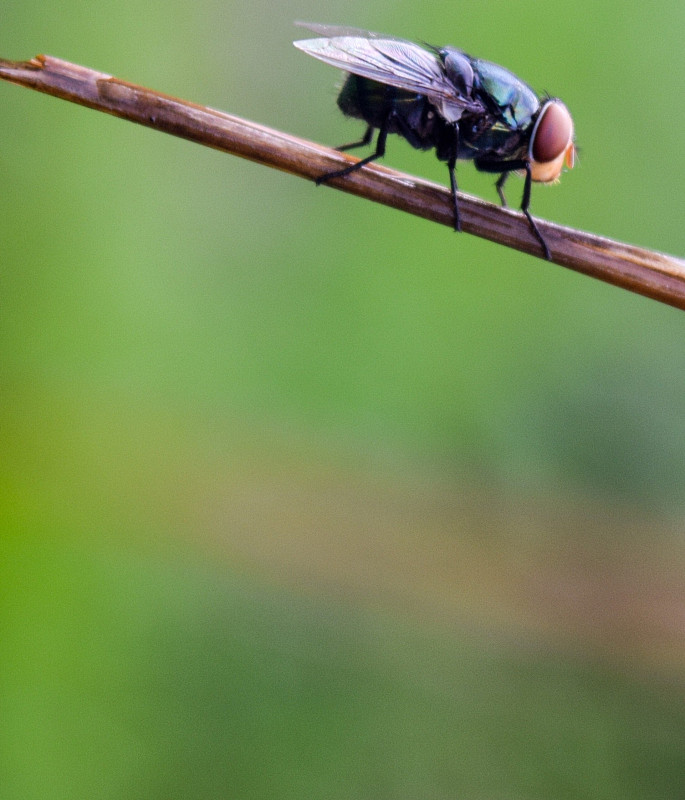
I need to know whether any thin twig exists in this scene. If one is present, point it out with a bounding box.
[2,54,684,309]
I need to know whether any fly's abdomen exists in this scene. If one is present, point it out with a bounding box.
[337,74,437,151]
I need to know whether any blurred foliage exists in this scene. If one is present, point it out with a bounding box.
[2,0,685,797]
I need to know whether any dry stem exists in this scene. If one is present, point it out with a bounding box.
[1,54,684,309]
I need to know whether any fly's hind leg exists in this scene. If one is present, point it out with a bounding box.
[316,118,389,186]
[335,125,374,152]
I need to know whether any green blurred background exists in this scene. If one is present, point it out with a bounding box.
[2,0,685,797]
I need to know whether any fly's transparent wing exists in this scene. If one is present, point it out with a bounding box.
[294,22,391,39]
[294,34,482,112]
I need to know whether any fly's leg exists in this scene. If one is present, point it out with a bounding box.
[521,163,550,261]
[447,154,460,232]
[432,122,461,231]
[316,118,389,186]
[393,111,461,231]
[335,125,374,152]
[495,173,509,207]
[475,157,551,260]
[446,128,460,232]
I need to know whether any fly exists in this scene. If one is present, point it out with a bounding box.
[294,23,576,260]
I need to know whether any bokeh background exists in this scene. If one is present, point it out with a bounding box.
[2,0,685,797]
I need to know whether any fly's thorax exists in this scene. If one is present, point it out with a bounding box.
[457,110,529,162]
[528,99,575,183]
[471,57,539,129]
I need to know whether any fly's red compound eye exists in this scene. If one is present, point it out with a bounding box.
[529,100,575,183]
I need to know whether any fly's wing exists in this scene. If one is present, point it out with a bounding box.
[294,32,484,114]
[294,22,391,39]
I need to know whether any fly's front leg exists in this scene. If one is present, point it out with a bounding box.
[475,157,551,260]
[520,163,550,261]
[316,118,389,186]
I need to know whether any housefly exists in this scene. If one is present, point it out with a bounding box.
[294,23,576,260]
